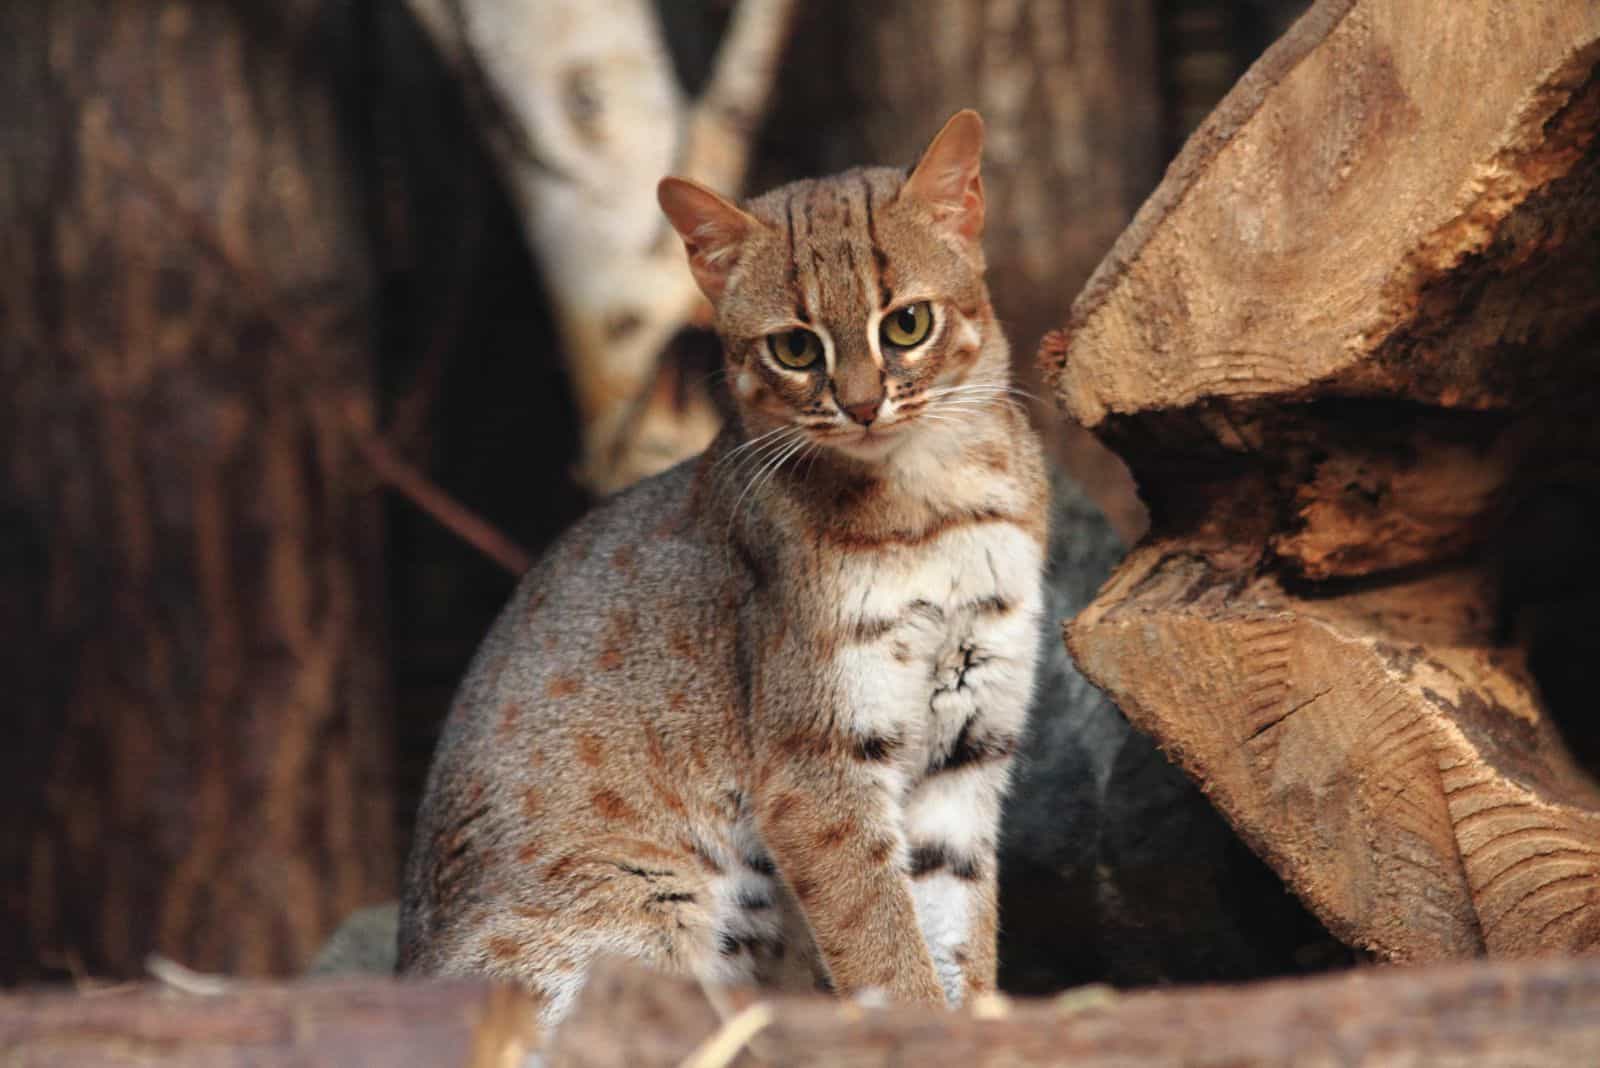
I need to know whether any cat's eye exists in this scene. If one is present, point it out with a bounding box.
[881,302,933,348]
[769,328,823,369]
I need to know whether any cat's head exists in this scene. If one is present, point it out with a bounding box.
[658,110,1005,464]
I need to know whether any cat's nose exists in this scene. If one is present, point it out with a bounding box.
[842,399,881,426]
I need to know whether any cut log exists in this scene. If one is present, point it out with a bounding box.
[0,1,395,980]
[544,956,1600,1066]
[0,979,538,1068]
[1046,0,1600,960]
[6,957,1600,1066]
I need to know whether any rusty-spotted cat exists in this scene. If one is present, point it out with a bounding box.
[399,110,1048,1026]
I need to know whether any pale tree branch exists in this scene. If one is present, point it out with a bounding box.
[404,0,798,493]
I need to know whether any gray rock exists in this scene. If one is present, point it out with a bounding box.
[308,902,400,976]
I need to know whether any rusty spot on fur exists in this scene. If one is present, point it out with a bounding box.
[598,647,625,670]
[497,700,522,738]
[575,733,605,768]
[591,788,637,822]
[547,675,581,699]
[779,731,838,759]
[790,875,817,901]
[607,609,638,644]
[815,818,855,849]
[522,787,544,818]
[487,935,523,962]
[867,838,894,865]
[611,544,637,574]
[529,748,546,767]
[766,791,802,825]
[544,853,583,883]
[643,725,669,769]
[669,627,698,662]
[656,785,687,815]
[628,840,684,865]
[517,841,542,864]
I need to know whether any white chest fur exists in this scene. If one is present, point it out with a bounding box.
[828,519,1044,765]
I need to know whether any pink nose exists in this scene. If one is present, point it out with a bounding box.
[842,399,880,426]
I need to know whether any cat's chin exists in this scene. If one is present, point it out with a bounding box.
[817,423,916,464]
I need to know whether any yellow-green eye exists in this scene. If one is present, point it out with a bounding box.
[769,328,822,369]
[881,302,933,348]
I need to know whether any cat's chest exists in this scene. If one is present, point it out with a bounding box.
[826,520,1043,765]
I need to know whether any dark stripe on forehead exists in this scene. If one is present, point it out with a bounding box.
[859,175,893,309]
[785,194,810,323]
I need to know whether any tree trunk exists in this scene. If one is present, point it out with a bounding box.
[762,0,1164,540]
[1049,0,1600,961]
[0,0,395,981]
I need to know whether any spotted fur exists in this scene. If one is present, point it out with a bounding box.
[399,111,1047,1027]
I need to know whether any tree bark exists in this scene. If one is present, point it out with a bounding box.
[1047,0,1600,960]
[0,0,395,981]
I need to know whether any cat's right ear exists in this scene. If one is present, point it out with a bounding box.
[902,109,986,245]
[658,177,758,303]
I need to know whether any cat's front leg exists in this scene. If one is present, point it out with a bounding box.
[909,608,1040,1002]
[750,718,945,1004]
[904,755,1011,1001]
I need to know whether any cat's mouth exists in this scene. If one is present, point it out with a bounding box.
[813,420,914,461]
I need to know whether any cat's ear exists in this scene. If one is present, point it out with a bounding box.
[902,109,986,244]
[658,177,759,303]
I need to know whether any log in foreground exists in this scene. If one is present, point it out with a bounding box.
[1046,0,1600,960]
[552,956,1600,1066]
[0,978,539,1068]
[6,957,1600,1066]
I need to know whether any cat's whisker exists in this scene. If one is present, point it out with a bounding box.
[926,382,1038,404]
[730,432,812,535]
[724,427,806,489]
[801,440,825,479]
[712,425,797,476]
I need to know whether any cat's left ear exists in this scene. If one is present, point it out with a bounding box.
[902,109,986,244]
[658,177,760,303]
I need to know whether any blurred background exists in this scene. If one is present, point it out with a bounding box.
[0,0,1312,987]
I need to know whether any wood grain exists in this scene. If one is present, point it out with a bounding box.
[1044,0,1600,961]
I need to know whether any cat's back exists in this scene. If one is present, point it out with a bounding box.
[400,455,749,971]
